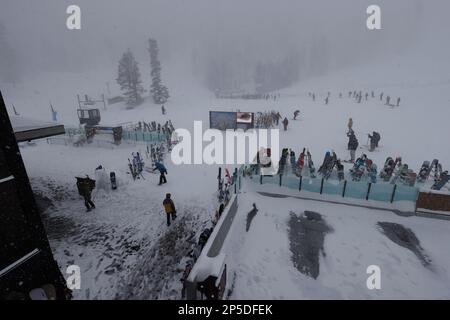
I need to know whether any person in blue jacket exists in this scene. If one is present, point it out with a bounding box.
[154,161,167,185]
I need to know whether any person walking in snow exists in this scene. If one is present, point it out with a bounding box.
[347,131,359,163]
[368,131,381,152]
[153,161,168,185]
[282,117,289,131]
[76,176,96,212]
[276,112,282,125]
[163,193,177,226]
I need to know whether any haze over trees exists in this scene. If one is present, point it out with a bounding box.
[148,38,169,104]
[116,49,144,106]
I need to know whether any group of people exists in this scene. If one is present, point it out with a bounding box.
[307,90,401,107]
[346,118,381,162]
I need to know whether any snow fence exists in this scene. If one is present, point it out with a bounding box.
[258,174,419,204]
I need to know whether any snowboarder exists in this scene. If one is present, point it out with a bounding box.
[282,117,289,131]
[347,131,359,163]
[293,110,300,120]
[154,161,168,185]
[163,193,177,226]
[368,132,381,152]
[76,176,96,212]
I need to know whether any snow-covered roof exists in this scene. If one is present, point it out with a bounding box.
[11,116,65,142]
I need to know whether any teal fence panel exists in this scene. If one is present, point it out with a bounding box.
[393,184,419,202]
[301,177,322,193]
[323,179,345,197]
[121,130,167,143]
[369,182,394,202]
[282,175,300,189]
[261,175,279,186]
[344,180,368,200]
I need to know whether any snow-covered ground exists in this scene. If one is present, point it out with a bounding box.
[224,188,450,299]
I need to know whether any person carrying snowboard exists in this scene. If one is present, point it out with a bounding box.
[76,176,96,212]
[163,193,177,226]
[282,117,289,131]
[154,161,168,185]
[347,131,359,163]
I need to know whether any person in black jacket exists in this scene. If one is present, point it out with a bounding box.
[347,131,359,163]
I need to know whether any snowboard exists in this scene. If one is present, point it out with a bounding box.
[432,173,450,191]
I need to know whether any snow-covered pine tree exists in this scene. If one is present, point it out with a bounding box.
[116,49,144,106]
[148,38,169,104]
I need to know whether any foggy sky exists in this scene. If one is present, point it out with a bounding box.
[0,0,448,85]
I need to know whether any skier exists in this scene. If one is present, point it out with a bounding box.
[347,118,353,133]
[154,161,168,185]
[293,110,300,120]
[282,117,289,131]
[276,112,282,125]
[365,92,369,100]
[161,105,166,115]
[324,96,329,105]
[386,96,391,106]
[396,97,400,107]
[380,92,384,101]
[312,93,316,101]
[347,131,359,163]
[76,176,96,212]
[163,193,177,226]
[368,132,381,152]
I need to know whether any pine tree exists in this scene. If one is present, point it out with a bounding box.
[116,49,144,106]
[148,38,169,104]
